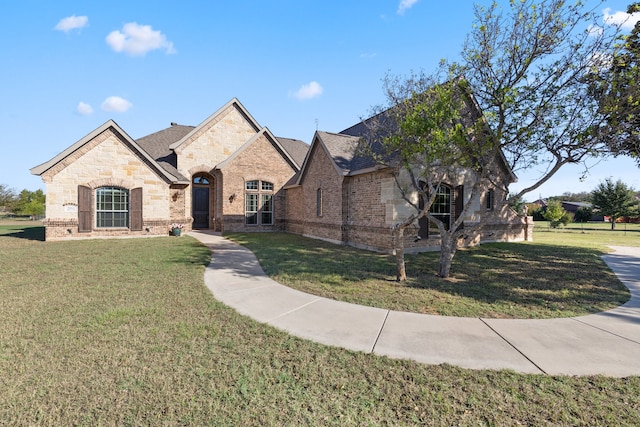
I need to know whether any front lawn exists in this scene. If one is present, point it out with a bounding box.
[226,231,631,318]
[1,223,639,425]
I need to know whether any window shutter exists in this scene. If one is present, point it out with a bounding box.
[418,190,429,239]
[130,187,143,231]
[78,185,92,233]
[454,185,464,225]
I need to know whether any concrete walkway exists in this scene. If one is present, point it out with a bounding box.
[190,231,640,377]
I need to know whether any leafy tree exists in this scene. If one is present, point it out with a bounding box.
[548,191,592,203]
[590,3,640,165]
[591,178,639,229]
[543,200,571,228]
[508,195,527,216]
[574,205,594,222]
[362,75,489,279]
[363,0,621,279]
[0,184,17,212]
[13,189,46,217]
[527,204,546,222]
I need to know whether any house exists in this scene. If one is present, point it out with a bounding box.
[31,98,532,251]
[30,99,307,240]
[284,125,532,253]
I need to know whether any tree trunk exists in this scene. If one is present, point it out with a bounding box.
[438,232,457,278]
[611,218,616,230]
[392,225,407,281]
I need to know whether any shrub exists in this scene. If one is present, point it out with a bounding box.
[543,200,569,228]
[574,206,593,223]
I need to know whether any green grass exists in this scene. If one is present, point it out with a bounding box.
[226,231,632,319]
[537,220,640,233]
[1,223,639,425]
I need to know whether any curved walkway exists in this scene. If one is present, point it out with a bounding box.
[191,231,640,377]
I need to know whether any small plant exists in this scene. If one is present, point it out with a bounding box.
[170,223,184,230]
[543,200,570,228]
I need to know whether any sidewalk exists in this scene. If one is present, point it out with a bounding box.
[190,231,640,377]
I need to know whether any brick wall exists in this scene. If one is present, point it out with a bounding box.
[284,142,345,242]
[286,155,533,253]
[219,131,297,232]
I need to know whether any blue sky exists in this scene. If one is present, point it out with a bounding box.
[1,0,638,201]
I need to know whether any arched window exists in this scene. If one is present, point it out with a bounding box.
[96,187,129,228]
[193,175,209,185]
[245,180,274,225]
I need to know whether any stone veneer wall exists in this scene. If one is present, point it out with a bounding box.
[40,128,185,240]
[176,105,260,226]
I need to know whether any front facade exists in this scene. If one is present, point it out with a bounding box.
[284,130,532,253]
[31,97,532,250]
[31,99,306,240]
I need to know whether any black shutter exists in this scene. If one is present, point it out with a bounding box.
[130,187,143,231]
[418,191,429,239]
[78,185,92,233]
[454,185,464,228]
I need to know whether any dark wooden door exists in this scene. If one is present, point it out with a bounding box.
[192,187,209,229]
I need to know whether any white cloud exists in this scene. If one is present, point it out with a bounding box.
[290,81,323,100]
[397,0,419,15]
[76,102,93,115]
[101,96,132,113]
[603,7,640,30]
[55,15,88,33]
[106,22,176,56]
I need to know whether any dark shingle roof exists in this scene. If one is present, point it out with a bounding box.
[136,123,309,179]
[136,123,195,160]
[315,131,380,174]
[276,137,309,168]
[136,123,195,182]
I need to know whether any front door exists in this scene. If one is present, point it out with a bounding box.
[192,186,209,229]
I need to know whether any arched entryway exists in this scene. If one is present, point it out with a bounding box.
[192,173,214,229]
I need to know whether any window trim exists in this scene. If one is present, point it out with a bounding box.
[316,188,323,217]
[95,186,130,229]
[430,184,452,232]
[485,189,495,211]
[245,180,274,226]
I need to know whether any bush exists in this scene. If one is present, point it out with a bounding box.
[574,206,593,223]
[543,200,569,228]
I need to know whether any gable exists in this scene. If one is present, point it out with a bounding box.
[296,134,346,187]
[30,120,182,184]
[218,128,299,173]
[170,99,262,174]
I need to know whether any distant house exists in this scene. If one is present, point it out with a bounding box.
[31,97,532,252]
[560,201,604,222]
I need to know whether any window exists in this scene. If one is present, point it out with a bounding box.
[430,185,452,231]
[245,180,274,225]
[261,194,273,224]
[96,187,129,228]
[193,175,209,185]
[316,188,323,217]
[485,189,495,211]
